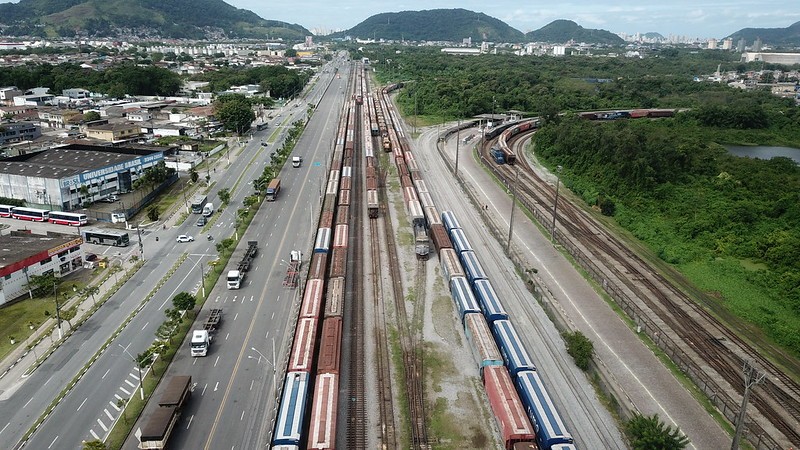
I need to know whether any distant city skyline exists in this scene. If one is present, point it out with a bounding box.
[224,0,798,39]
[0,0,797,40]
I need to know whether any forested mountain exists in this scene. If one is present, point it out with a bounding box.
[727,21,800,47]
[526,20,625,45]
[0,0,310,40]
[339,8,525,42]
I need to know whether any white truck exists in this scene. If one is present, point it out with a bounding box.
[292,156,302,168]
[191,309,222,357]
[226,269,243,289]
[202,202,214,217]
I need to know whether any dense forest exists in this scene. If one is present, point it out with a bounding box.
[0,62,182,98]
[361,46,800,355]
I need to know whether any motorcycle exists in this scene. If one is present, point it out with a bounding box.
[207,235,213,241]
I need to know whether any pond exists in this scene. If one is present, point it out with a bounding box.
[725,145,800,164]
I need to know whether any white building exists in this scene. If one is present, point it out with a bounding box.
[0,231,84,306]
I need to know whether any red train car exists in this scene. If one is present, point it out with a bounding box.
[335,205,349,225]
[308,252,328,281]
[306,372,339,450]
[301,279,325,320]
[483,366,536,450]
[288,317,318,372]
[333,224,348,248]
[329,247,347,279]
[320,210,334,230]
[430,223,452,252]
[317,317,342,374]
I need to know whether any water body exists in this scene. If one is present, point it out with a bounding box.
[725,145,800,164]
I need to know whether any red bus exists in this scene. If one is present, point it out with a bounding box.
[11,207,50,222]
[0,205,13,217]
[49,211,88,226]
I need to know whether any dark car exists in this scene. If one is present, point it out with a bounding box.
[196,216,207,226]
[85,253,98,261]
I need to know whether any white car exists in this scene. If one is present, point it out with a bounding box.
[176,235,194,243]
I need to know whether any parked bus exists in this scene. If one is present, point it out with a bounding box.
[11,207,50,222]
[190,194,207,214]
[49,211,88,226]
[0,204,13,217]
[81,229,130,247]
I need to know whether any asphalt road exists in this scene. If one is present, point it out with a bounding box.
[123,59,351,450]
[0,61,343,450]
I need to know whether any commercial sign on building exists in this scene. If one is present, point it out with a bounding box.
[60,153,163,187]
[47,238,83,256]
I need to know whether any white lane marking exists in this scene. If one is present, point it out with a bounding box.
[0,422,9,435]
[114,394,123,401]
[250,379,254,391]
[265,330,269,339]
[214,356,220,367]
[119,387,130,395]
[48,436,59,449]
[101,369,110,379]
[202,383,208,395]
[90,429,100,440]
[186,414,194,429]
[141,322,149,331]
[23,397,33,408]
[250,295,254,302]
[240,410,245,421]
[97,418,108,432]
[104,409,114,421]
[225,333,229,340]
[76,398,87,411]
[109,400,121,411]
[130,372,138,379]
[125,380,136,388]
[234,312,239,321]
[214,382,219,392]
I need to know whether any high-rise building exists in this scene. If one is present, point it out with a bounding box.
[707,38,717,49]
[737,38,746,53]
[722,38,733,50]
[753,37,762,52]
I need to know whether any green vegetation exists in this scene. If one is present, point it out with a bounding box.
[214,94,256,134]
[338,8,525,42]
[625,413,690,449]
[364,47,800,357]
[191,65,311,99]
[562,331,594,370]
[526,19,624,45]
[0,62,181,97]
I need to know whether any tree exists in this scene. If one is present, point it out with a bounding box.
[164,307,181,324]
[155,321,178,344]
[189,167,199,183]
[147,206,160,222]
[562,331,594,370]
[82,439,107,450]
[172,292,197,313]
[285,48,297,58]
[218,188,231,205]
[214,94,255,134]
[85,285,100,306]
[625,413,690,450]
[60,306,78,329]
[83,111,101,122]
[26,273,57,297]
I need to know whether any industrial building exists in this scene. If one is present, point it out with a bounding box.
[0,144,164,211]
[0,231,84,306]
[741,52,800,65]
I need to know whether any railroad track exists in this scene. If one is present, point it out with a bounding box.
[346,72,367,450]
[479,132,800,447]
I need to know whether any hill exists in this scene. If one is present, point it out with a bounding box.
[726,21,800,47]
[340,8,525,42]
[0,0,310,40]
[526,20,625,45]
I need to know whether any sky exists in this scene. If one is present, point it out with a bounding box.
[222,0,800,38]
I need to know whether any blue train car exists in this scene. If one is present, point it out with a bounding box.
[273,371,309,447]
[550,444,578,450]
[459,250,487,284]
[464,312,504,374]
[473,279,509,324]
[441,210,462,233]
[449,228,473,254]
[314,227,331,253]
[515,370,574,449]
[450,276,481,321]
[492,320,536,376]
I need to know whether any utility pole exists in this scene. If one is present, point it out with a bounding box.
[731,360,766,450]
[454,118,461,177]
[200,262,205,298]
[506,165,520,252]
[53,282,62,339]
[137,227,144,260]
[551,165,563,243]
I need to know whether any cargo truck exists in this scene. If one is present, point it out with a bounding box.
[227,241,258,289]
[191,309,222,356]
[136,375,192,449]
[202,202,214,217]
[266,179,281,201]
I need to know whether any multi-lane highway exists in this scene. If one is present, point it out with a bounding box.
[0,59,346,450]
[122,60,351,449]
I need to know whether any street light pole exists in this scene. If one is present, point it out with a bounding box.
[551,165,563,243]
[53,282,62,340]
[250,341,277,399]
[200,262,205,298]
[454,118,461,177]
[119,343,144,400]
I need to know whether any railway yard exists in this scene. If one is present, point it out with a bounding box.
[271,59,798,450]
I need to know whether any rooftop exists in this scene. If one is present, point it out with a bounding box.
[0,144,162,179]
[0,231,81,271]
